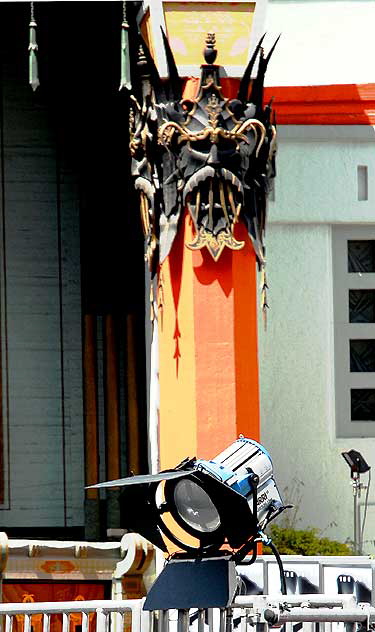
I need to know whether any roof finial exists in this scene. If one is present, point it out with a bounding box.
[203,33,217,64]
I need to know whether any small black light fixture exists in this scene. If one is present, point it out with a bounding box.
[89,437,288,609]
[342,450,370,478]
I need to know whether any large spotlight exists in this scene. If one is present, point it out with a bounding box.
[89,437,286,608]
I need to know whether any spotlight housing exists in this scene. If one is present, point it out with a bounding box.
[89,437,287,609]
[90,437,285,559]
[342,450,371,477]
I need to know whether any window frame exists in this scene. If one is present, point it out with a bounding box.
[333,225,375,438]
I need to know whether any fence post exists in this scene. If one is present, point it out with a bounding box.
[177,610,189,632]
[96,607,108,632]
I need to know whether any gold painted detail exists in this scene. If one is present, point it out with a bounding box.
[184,80,236,128]
[139,191,157,266]
[187,227,244,261]
[158,118,266,155]
[129,97,142,157]
[204,93,222,128]
[269,124,277,159]
[22,593,35,603]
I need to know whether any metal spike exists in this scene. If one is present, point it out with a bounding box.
[237,34,266,102]
[265,34,281,66]
[137,34,165,102]
[160,27,182,101]
[249,36,280,114]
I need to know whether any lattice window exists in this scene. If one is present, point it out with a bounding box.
[333,226,375,437]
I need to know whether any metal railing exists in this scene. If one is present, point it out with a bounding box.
[1,593,375,632]
[236,554,375,597]
[0,599,151,632]
[158,595,375,632]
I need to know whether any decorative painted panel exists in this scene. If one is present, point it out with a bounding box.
[163,2,255,67]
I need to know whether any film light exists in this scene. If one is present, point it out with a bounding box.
[89,436,287,608]
[90,437,285,557]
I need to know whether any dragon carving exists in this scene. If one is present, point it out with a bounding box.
[129,31,278,270]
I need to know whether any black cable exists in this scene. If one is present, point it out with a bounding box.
[268,541,287,595]
[233,541,257,565]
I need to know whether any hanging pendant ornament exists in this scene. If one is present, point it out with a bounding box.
[28,2,40,91]
[119,1,131,91]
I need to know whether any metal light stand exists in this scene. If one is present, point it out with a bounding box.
[342,450,371,555]
[351,470,368,554]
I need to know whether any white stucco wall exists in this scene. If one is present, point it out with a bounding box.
[264,0,375,86]
[272,126,375,222]
[259,126,375,551]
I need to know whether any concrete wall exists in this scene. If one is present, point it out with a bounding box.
[259,125,375,551]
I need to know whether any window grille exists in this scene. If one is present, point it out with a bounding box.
[333,226,375,437]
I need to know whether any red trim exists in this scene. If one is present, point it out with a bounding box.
[264,84,375,125]
[183,79,375,125]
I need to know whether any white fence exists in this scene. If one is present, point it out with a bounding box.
[159,595,375,632]
[1,594,375,632]
[236,555,375,601]
[2,556,375,632]
[0,599,151,632]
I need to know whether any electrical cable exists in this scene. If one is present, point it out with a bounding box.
[233,542,257,565]
[268,541,287,595]
[360,469,371,552]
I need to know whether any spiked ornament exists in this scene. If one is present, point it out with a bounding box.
[129,31,278,269]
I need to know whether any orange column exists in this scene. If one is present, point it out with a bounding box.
[157,76,260,468]
[158,217,260,468]
[158,217,198,469]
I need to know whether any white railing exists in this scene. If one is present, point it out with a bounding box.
[237,554,375,597]
[1,593,375,632]
[157,595,374,632]
[0,599,152,632]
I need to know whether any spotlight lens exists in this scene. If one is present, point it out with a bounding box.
[173,479,221,533]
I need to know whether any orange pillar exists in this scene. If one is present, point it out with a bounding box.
[158,217,198,469]
[158,215,260,468]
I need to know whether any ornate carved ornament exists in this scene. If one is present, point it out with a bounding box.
[129,30,278,270]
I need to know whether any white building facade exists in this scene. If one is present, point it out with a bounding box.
[260,0,375,550]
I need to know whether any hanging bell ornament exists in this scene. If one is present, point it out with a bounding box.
[28,2,40,91]
[119,1,131,91]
